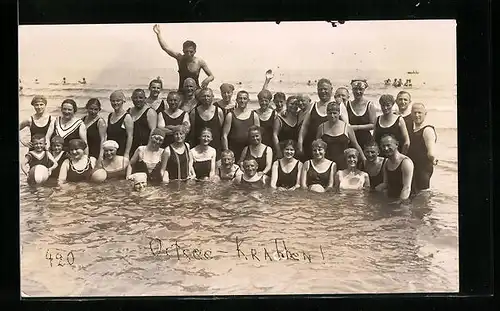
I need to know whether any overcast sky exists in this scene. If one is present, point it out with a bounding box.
[19,20,456,80]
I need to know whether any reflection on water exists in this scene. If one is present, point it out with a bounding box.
[20,174,458,296]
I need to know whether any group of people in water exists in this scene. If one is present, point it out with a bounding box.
[384,78,413,87]
[19,24,438,204]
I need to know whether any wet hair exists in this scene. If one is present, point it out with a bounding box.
[311,139,327,150]
[132,89,146,96]
[379,94,395,106]
[363,140,380,150]
[183,40,197,50]
[86,98,101,110]
[199,127,213,138]
[380,133,399,146]
[61,99,77,113]
[280,139,297,152]
[31,95,47,106]
[327,101,341,112]
[247,125,263,136]
[31,134,46,142]
[396,90,412,101]
[149,78,163,89]
[236,90,249,98]
[317,78,332,87]
[257,89,272,101]
[344,148,359,158]
[50,135,64,145]
[273,92,286,102]
[68,139,87,150]
[221,149,235,158]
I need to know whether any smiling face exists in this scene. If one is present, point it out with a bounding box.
[149,82,162,98]
[380,136,398,157]
[380,100,394,116]
[103,147,117,160]
[258,97,271,110]
[183,46,196,59]
[221,153,235,168]
[149,134,164,147]
[283,145,296,159]
[274,98,285,110]
[317,82,333,102]
[183,79,196,96]
[363,145,380,162]
[286,99,299,114]
[31,138,46,152]
[110,94,124,111]
[236,92,249,109]
[312,145,326,159]
[199,130,213,146]
[51,142,63,154]
[411,104,427,125]
[69,146,85,160]
[32,100,46,115]
[335,88,350,103]
[86,103,100,118]
[345,152,358,168]
[396,93,411,111]
[173,130,186,143]
[243,160,258,177]
[221,89,233,102]
[167,93,181,111]
[61,103,75,120]
[131,91,146,108]
[248,130,262,146]
[351,86,365,99]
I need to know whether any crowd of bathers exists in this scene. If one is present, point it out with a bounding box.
[20,72,438,203]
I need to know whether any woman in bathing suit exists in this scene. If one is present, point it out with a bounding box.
[334,148,370,191]
[19,95,55,150]
[255,89,276,148]
[127,128,167,184]
[373,94,410,154]
[99,140,129,180]
[48,99,88,154]
[106,91,134,158]
[216,149,242,181]
[347,80,378,151]
[161,125,194,182]
[270,140,302,191]
[272,96,300,159]
[239,125,273,176]
[157,91,191,148]
[191,128,217,180]
[300,139,336,193]
[57,139,96,184]
[82,98,107,161]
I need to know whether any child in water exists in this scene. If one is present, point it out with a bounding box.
[21,134,58,184]
[233,157,268,188]
[49,135,67,179]
[216,149,242,181]
[130,172,148,191]
[191,127,217,180]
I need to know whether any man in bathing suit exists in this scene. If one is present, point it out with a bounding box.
[153,24,215,91]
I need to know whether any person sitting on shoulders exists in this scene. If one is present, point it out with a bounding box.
[57,139,96,184]
[239,125,273,176]
[216,149,242,181]
[373,94,410,154]
[153,24,214,91]
[362,140,387,190]
[375,134,414,203]
[99,140,129,180]
[160,125,195,183]
[233,157,269,188]
[21,134,58,185]
[191,127,217,181]
[407,103,438,194]
[270,140,302,191]
[334,148,370,191]
[300,139,336,193]
[126,128,167,184]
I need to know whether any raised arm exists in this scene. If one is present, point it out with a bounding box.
[262,70,274,91]
[399,117,410,154]
[123,114,134,159]
[221,112,233,150]
[272,117,282,158]
[423,127,438,165]
[153,24,182,60]
[400,158,414,200]
[200,59,215,88]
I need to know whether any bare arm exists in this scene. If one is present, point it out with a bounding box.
[153,24,182,60]
[57,159,70,184]
[96,118,107,163]
[46,152,58,173]
[346,124,367,162]
[78,123,89,155]
[375,161,388,192]
[126,148,140,179]
[187,147,195,179]
[221,112,233,150]
[263,146,273,175]
[217,107,225,127]
[160,148,170,183]
[123,114,134,159]
[21,155,30,176]
[351,102,376,131]
[44,117,56,150]
[239,146,248,168]
[400,158,414,200]
[334,171,341,192]
[292,162,303,190]
[423,127,438,164]
[300,161,309,189]
[157,112,165,128]
[340,104,349,124]
[200,59,215,88]
[399,117,410,154]
[209,148,216,178]
[146,109,158,135]
[272,117,282,158]
[270,161,279,189]
[316,123,325,139]
[253,111,261,127]
[19,118,31,131]
[297,106,313,153]
[327,162,337,190]
[363,172,371,189]
[262,69,274,91]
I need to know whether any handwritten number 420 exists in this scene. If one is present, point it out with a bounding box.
[45,250,75,267]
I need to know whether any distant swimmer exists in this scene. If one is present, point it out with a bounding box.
[307,80,312,85]
[63,77,67,84]
[79,78,87,84]
[153,24,215,91]
[35,79,39,84]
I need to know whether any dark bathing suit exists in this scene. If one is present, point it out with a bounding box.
[161,110,186,148]
[276,160,299,189]
[193,159,211,179]
[303,103,327,161]
[67,157,94,182]
[217,166,240,181]
[49,152,67,179]
[82,116,102,159]
[278,116,299,144]
[107,112,128,156]
[154,100,166,114]
[52,117,84,153]
[321,123,350,170]
[403,114,413,138]
[306,160,333,188]
[346,101,373,149]
[128,107,152,157]
[29,116,52,151]
[228,111,256,162]
[368,158,387,190]
[26,151,54,168]
[130,147,164,183]
[177,58,200,91]
[385,158,409,199]
[259,110,276,149]
[166,143,190,180]
[191,106,222,160]
[240,175,266,189]
[214,101,235,119]
[408,125,437,192]
[245,145,270,173]
[374,116,405,153]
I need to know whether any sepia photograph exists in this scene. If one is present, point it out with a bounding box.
[19,20,458,296]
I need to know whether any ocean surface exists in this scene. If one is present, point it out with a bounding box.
[19,68,458,296]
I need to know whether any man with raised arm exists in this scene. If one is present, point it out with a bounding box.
[153,24,215,91]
